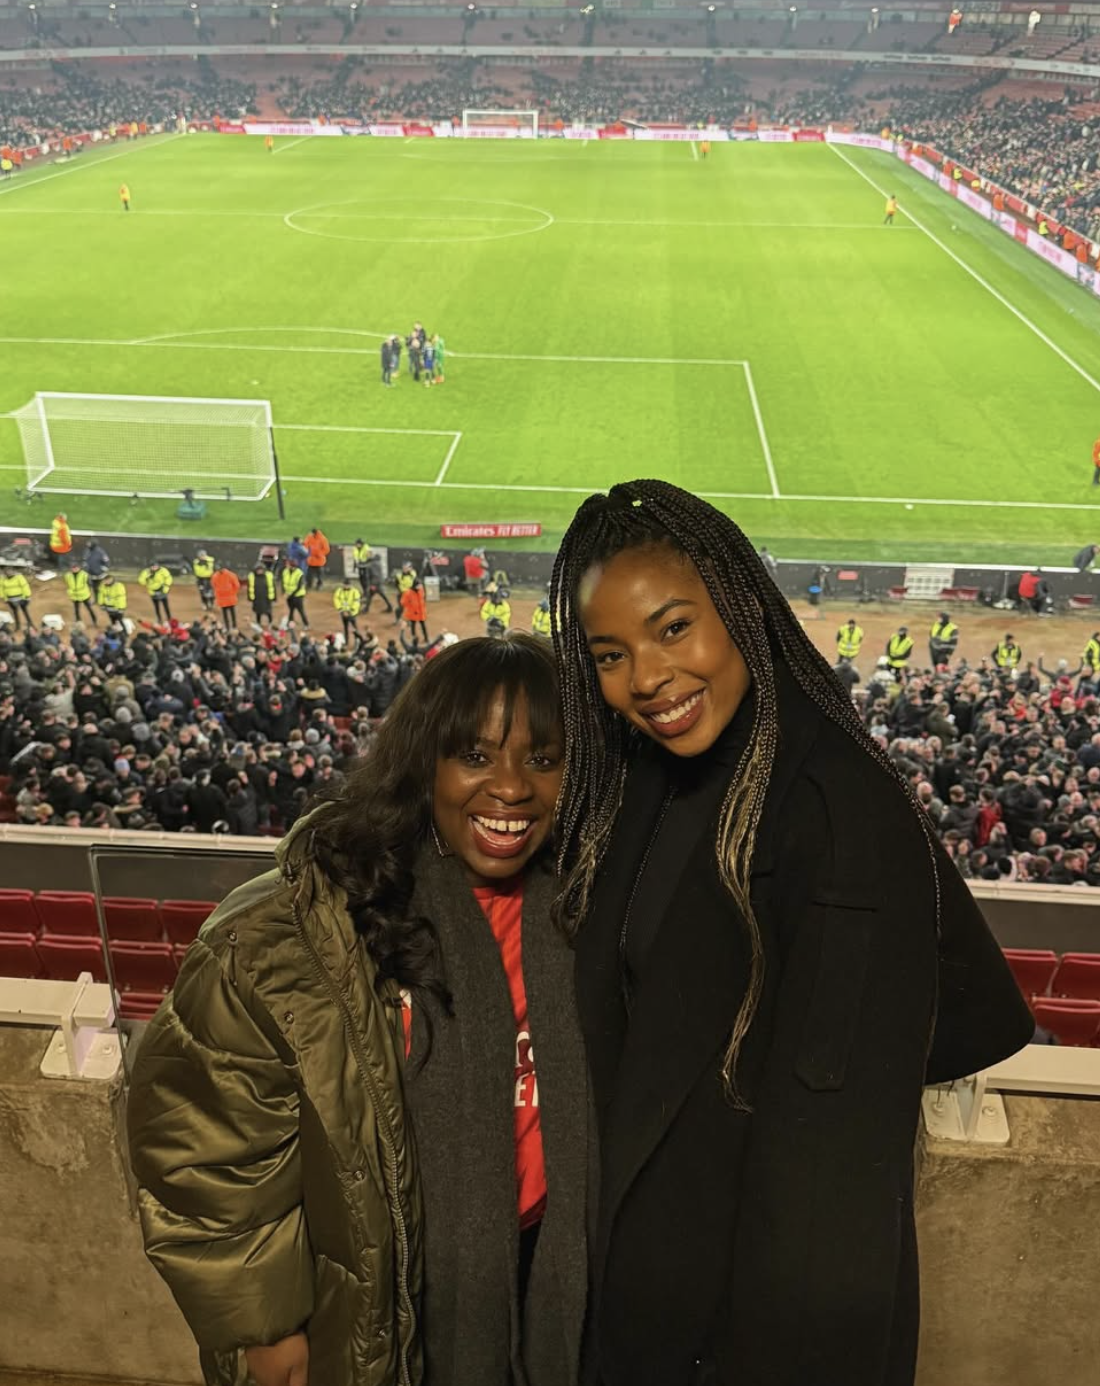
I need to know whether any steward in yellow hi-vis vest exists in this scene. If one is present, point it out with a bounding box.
[98,575,128,628]
[140,564,174,620]
[66,564,98,626]
[532,600,552,637]
[929,614,959,668]
[836,620,864,661]
[193,551,216,610]
[886,627,913,672]
[334,582,362,640]
[1084,633,1100,676]
[992,636,1021,670]
[1,569,32,629]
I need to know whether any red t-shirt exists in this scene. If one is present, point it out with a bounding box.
[474,878,547,1229]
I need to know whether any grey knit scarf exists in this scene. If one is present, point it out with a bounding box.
[406,850,592,1386]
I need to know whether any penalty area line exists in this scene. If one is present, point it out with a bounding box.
[741,361,779,499]
[434,433,463,486]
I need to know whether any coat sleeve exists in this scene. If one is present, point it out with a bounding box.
[127,935,314,1352]
[925,835,1034,1085]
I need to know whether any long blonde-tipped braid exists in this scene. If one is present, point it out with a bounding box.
[551,480,942,1101]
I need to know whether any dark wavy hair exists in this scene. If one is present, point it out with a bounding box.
[550,480,940,1102]
[311,633,560,1005]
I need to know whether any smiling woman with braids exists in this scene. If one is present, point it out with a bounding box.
[127,634,591,1386]
[550,481,1032,1386]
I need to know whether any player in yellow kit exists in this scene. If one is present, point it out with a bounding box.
[119,183,131,212]
[884,195,898,225]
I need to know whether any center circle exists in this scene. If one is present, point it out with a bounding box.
[283,196,553,245]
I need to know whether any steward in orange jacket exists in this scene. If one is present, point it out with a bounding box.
[305,528,330,590]
[211,565,241,630]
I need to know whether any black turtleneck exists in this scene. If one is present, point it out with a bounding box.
[621,689,756,994]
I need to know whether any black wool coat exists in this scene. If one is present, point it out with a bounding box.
[577,669,1033,1386]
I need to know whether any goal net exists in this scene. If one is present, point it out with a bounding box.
[12,392,276,500]
[461,109,539,139]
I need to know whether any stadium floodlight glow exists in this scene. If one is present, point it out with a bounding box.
[12,393,280,508]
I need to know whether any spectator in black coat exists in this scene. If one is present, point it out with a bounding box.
[185,771,227,833]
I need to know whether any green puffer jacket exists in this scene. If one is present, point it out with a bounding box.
[127,814,423,1386]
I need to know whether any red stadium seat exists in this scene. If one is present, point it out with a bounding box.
[0,888,41,933]
[160,900,217,945]
[887,586,907,601]
[1068,595,1095,611]
[117,991,169,1022]
[36,934,109,984]
[1032,999,1100,1047]
[0,932,44,979]
[103,897,162,942]
[1003,948,1059,1004]
[1052,954,1100,1002]
[109,940,177,993]
[36,891,99,938]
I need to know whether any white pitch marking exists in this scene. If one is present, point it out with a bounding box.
[269,473,1100,513]
[0,206,916,231]
[434,432,463,486]
[828,142,1100,397]
[0,133,182,200]
[277,422,458,437]
[272,135,312,155]
[0,452,1086,515]
[0,333,748,367]
[741,361,779,498]
[690,140,699,162]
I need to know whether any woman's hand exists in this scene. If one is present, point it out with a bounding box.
[244,1332,309,1386]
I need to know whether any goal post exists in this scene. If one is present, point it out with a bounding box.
[11,392,280,508]
[461,109,539,139]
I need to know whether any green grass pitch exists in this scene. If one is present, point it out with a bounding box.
[4,129,1100,565]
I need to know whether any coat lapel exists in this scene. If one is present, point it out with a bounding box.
[586,674,821,1258]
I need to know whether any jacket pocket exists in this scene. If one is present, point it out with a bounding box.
[794,901,875,1092]
[308,1254,367,1386]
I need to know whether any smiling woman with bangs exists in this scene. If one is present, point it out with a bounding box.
[127,633,590,1386]
[550,480,1033,1386]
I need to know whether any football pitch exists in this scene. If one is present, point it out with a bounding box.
[4,129,1100,565]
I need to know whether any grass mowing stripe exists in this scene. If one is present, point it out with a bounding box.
[828,142,1100,397]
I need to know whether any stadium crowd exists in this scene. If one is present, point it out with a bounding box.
[0,63,256,146]
[854,648,1100,887]
[0,614,429,837]
[2,575,1100,892]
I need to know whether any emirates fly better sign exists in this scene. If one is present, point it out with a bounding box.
[440,524,543,539]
